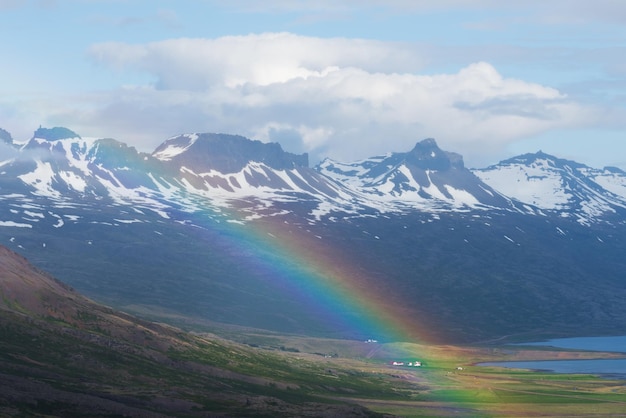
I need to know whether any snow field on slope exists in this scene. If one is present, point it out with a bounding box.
[474,162,571,209]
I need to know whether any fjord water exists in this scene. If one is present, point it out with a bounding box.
[519,336,626,352]
[481,336,626,377]
[481,358,626,378]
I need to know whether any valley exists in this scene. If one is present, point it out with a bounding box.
[2,128,626,344]
[1,242,625,416]
[2,286,626,417]
[2,127,626,415]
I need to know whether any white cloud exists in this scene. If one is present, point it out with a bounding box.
[78,33,600,166]
[89,33,426,89]
[0,32,603,166]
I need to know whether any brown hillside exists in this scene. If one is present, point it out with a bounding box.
[0,245,185,350]
[0,245,394,417]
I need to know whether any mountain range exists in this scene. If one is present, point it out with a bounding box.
[1,126,626,344]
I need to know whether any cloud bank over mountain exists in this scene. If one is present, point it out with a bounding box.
[78,33,590,165]
[2,1,626,169]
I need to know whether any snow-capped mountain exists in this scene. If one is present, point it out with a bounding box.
[3,126,626,344]
[0,127,174,228]
[2,127,626,227]
[473,152,626,225]
[150,132,364,219]
[153,132,309,172]
[317,138,522,213]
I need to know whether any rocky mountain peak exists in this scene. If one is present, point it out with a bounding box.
[406,138,464,170]
[153,133,309,173]
[33,126,81,141]
[500,150,585,170]
[0,127,13,145]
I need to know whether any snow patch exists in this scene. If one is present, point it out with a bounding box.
[0,221,32,228]
[153,134,199,161]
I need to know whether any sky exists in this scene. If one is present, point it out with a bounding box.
[1,0,626,169]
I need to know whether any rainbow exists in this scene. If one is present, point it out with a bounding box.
[190,211,505,415]
[199,212,436,344]
[166,197,581,417]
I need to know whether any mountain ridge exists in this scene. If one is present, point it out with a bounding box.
[153,132,309,172]
[3,125,626,225]
[473,150,626,224]
[2,126,626,344]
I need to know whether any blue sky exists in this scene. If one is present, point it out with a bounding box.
[1,0,626,169]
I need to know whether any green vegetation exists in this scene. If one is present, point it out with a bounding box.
[0,309,403,416]
[3,307,626,417]
[2,239,626,417]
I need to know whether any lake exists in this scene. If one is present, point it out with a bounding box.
[479,358,626,378]
[516,336,626,353]
[479,336,626,378]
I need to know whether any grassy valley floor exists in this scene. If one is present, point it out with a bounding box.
[3,307,626,417]
[188,327,626,417]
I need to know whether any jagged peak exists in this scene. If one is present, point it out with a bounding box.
[498,150,587,170]
[415,137,438,148]
[0,127,13,145]
[152,133,199,158]
[152,132,309,173]
[603,166,625,174]
[316,138,466,176]
[405,138,464,170]
[33,126,81,141]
